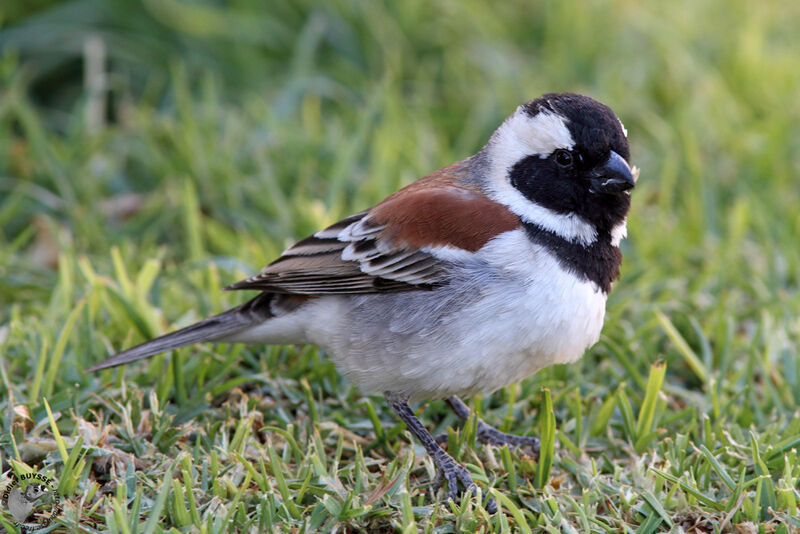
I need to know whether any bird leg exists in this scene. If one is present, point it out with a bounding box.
[443,396,540,457]
[385,392,497,514]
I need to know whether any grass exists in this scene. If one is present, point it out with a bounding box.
[2,0,800,531]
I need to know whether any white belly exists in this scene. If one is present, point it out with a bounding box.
[304,230,608,400]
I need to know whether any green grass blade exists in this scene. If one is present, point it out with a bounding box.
[535,388,556,490]
[656,312,708,384]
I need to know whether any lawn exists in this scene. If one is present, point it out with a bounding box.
[2,0,800,532]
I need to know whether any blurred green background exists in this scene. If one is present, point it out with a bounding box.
[2,0,800,531]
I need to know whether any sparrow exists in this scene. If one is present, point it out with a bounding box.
[7,483,50,523]
[89,93,636,513]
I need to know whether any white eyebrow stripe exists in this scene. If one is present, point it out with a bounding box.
[483,110,575,181]
[514,110,575,155]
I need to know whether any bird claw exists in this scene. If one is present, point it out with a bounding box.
[476,422,540,459]
[436,426,540,458]
[430,450,497,514]
[429,470,442,498]
[437,426,539,459]
[442,397,540,458]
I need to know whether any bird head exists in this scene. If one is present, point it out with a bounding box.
[482,93,635,244]
[24,483,50,501]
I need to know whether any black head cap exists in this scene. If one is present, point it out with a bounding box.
[522,93,630,164]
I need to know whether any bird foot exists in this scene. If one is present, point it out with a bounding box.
[386,393,497,513]
[429,448,497,514]
[442,396,540,458]
[476,422,540,458]
[435,422,540,458]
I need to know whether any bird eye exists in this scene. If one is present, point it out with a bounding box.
[554,149,573,167]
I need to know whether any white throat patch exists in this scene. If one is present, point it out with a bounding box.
[482,107,598,246]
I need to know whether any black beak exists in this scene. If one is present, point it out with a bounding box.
[589,150,635,194]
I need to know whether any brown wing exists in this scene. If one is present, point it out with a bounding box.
[225,210,445,294]
[226,162,520,295]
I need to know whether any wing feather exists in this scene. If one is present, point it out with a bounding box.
[226,212,444,294]
[226,173,519,295]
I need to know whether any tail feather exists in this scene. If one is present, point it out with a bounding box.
[88,294,273,371]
